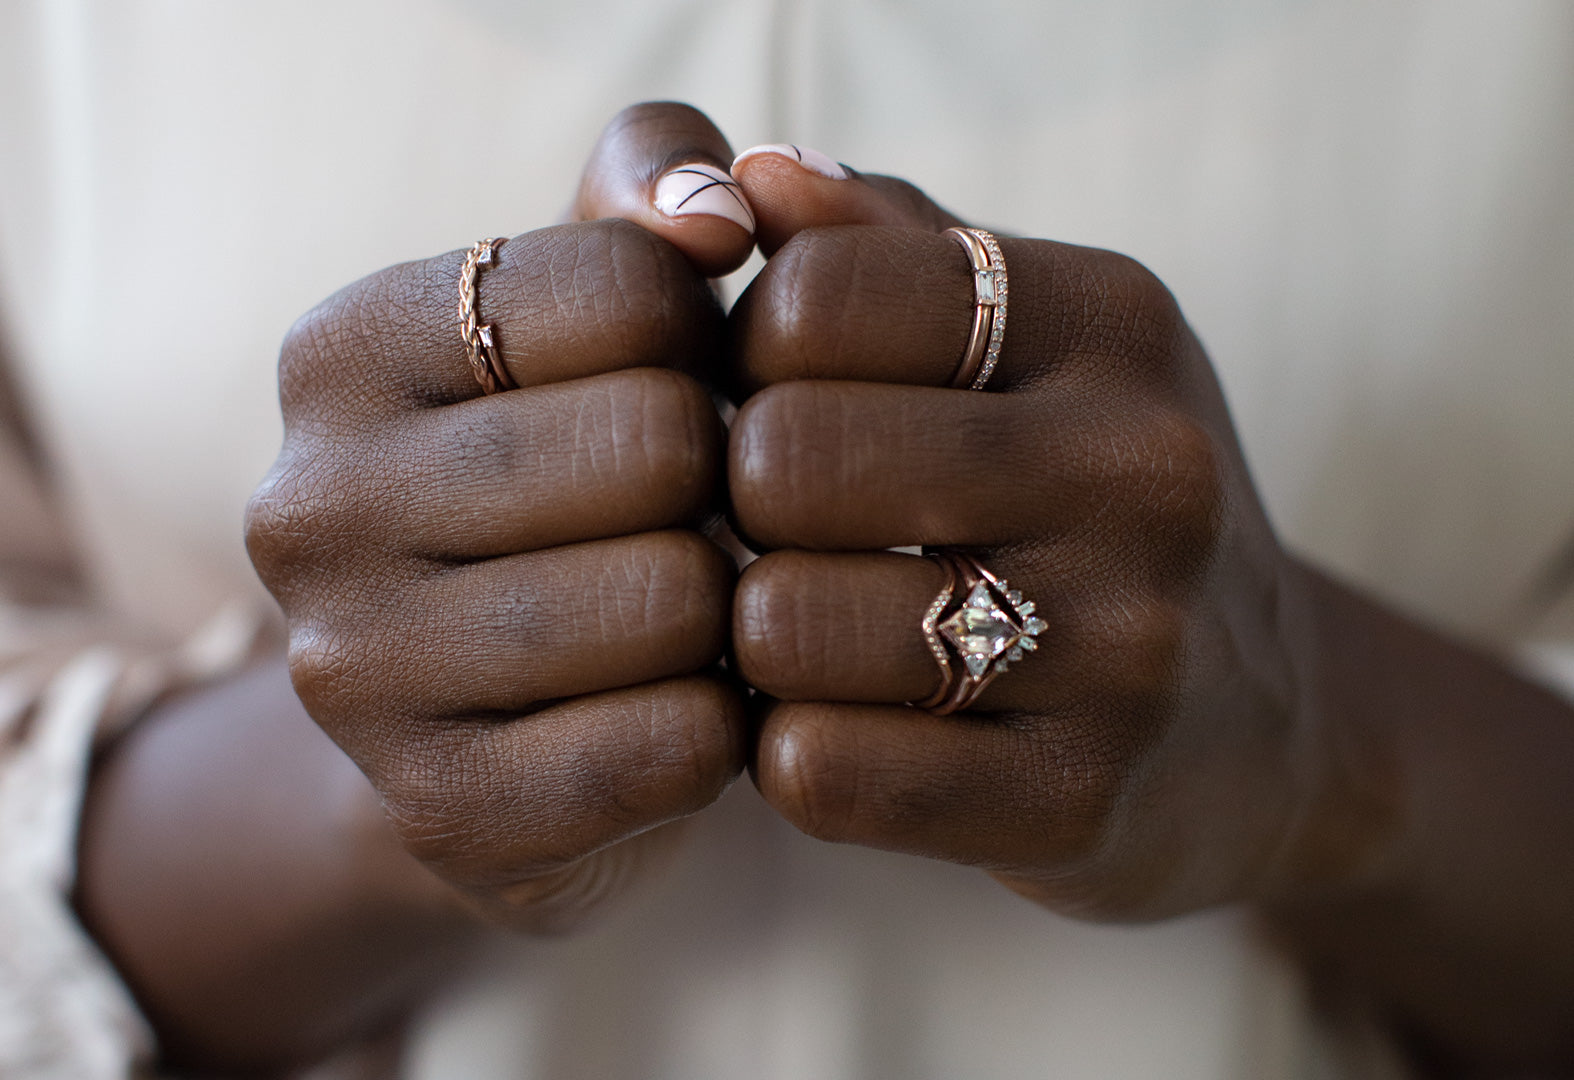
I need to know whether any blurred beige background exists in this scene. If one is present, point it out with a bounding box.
[2,2,1571,1077]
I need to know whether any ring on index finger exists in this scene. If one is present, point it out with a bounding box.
[459,237,518,395]
[942,227,1008,391]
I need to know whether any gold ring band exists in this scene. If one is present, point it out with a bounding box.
[941,227,1008,391]
[458,237,517,395]
[916,551,1045,715]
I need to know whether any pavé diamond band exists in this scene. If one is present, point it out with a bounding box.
[916,551,1045,715]
[458,237,517,395]
[941,227,1008,391]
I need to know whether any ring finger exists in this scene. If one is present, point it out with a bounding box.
[729,379,1194,553]
[733,550,1182,715]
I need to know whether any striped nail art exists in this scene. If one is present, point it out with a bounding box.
[653,163,756,232]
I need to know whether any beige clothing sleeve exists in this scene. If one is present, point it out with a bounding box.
[0,383,259,1079]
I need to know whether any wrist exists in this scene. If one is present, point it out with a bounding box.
[1257,556,1408,905]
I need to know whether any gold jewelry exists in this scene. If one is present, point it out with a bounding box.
[917,551,1045,715]
[458,237,516,395]
[941,227,1008,390]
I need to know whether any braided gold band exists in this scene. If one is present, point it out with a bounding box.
[459,237,516,395]
[941,227,1009,391]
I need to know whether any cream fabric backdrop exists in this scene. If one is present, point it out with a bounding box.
[2,1,1570,1077]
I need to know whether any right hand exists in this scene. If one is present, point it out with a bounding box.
[246,105,755,931]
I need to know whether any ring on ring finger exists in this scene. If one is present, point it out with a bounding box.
[916,551,1046,715]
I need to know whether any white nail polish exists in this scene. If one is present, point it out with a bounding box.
[732,143,848,181]
[653,163,756,233]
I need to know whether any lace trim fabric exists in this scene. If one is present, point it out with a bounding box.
[0,601,264,1079]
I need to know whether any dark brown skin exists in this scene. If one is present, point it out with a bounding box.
[725,141,1574,1073]
[76,102,1574,1075]
[76,661,471,1071]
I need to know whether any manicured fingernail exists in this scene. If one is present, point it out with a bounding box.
[732,143,848,181]
[653,163,756,233]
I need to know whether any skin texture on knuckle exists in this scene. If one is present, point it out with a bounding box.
[1076,405,1228,591]
[562,219,723,373]
[989,721,1147,900]
[244,440,408,602]
[1069,589,1192,730]
[592,367,720,516]
[277,266,431,418]
[728,382,839,548]
[283,621,388,737]
[619,530,733,664]
[732,226,961,391]
[754,707,862,845]
[734,228,849,383]
[376,677,744,892]
[731,552,879,698]
[1079,250,1191,382]
[726,387,791,547]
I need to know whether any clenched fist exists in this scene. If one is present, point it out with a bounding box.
[247,106,759,930]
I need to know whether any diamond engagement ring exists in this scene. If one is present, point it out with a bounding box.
[941,227,1008,390]
[916,551,1045,715]
[458,237,516,395]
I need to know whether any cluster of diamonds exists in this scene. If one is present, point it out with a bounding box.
[968,230,1008,389]
[938,576,1046,680]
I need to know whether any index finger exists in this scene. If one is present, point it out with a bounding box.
[279,218,725,425]
[727,226,1181,396]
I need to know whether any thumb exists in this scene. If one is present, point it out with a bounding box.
[573,102,756,278]
[729,144,965,255]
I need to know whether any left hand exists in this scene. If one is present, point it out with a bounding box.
[725,146,1324,918]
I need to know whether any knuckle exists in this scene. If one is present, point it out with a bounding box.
[285,621,378,728]
[243,447,391,587]
[276,303,343,411]
[579,219,717,366]
[378,741,504,882]
[244,458,336,588]
[742,228,924,383]
[1083,250,1187,368]
[729,382,815,541]
[278,272,416,415]
[757,709,858,843]
[743,229,850,378]
[617,531,732,659]
[599,368,718,504]
[1116,601,1189,711]
[1078,594,1189,724]
[732,555,818,696]
[1152,415,1228,559]
[1094,410,1226,575]
[1020,724,1131,870]
[243,468,300,583]
[635,678,745,812]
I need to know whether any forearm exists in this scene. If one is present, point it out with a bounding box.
[74,658,482,1074]
[1268,558,1574,1071]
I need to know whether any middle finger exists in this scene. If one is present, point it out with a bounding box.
[728,379,1184,552]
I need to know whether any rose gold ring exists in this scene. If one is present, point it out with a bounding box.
[941,227,1008,390]
[458,237,517,395]
[915,551,1045,715]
